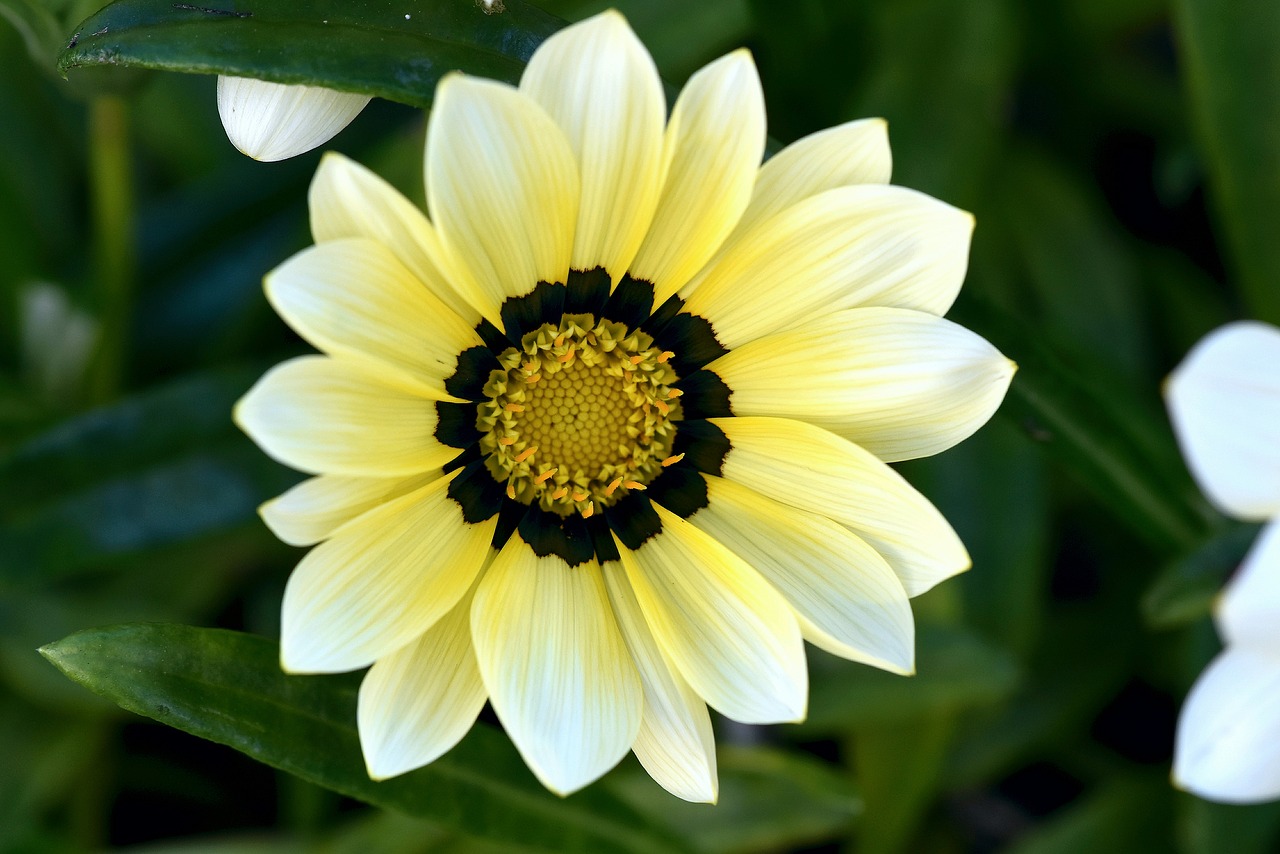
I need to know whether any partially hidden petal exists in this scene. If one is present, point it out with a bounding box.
[520,10,665,280]
[617,503,807,724]
[712,416,970,597]
[471,536,642,795]
[692,475,914,674]
[261,471,438,547]
[217,76,369,162]
[426,75,579,328]
[707,307,1015,461]
[280,472,495,673]
[1217,519,1280,649]
[1174,646,1280,804]
[681,185,973,349]
[1166,321,1280,520]
[732,117,891,238]
[359,577,489,780]
[309,152,494,325]
[602,562,718,804]
[266,238,483,392]
[630,50,766,305]
[234,356,458,477]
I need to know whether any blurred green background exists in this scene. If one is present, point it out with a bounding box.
[2,0,1278,851]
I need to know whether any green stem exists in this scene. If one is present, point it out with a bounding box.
[86,95,135,405]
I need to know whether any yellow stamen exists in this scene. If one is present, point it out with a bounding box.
[498,436,516,446]
[514,446,537,463]
[666,388,684,398]
[533,467,557,484]
[661,453,685,467]
[657,351,674,363]
[623,481,647,491]
[605,476,624,496]
[582,501,595,519]
[505,403,525,412]
[506,482,516,499]
[629,354,645,365]
[551,486,569,500]
[572,491,590,502]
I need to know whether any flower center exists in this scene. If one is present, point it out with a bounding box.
[477,313,683,517]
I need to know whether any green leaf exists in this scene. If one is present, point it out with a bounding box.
[0,0,66,66]
[953,296,1218,554]
[1176,0,1280,324]
[801,625,1019,735]
[1007,777,1174,854]
[0,367,297,583]
[1181,796,1280,854]
[609,746,862,854]
[40,623,692,854]
[851,714,954,854]
[1143,523,1259,629]
[59,0,564,107]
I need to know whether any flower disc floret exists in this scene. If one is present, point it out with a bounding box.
[477,314,682,517]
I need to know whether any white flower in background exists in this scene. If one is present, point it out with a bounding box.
[217,76,371,162]
[1166,320,1280,804]
[20,282,97,405]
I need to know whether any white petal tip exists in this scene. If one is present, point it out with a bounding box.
[218,76,370,162]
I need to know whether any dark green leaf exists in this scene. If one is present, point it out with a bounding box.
[1007,777,1174,854]
[851,714,954,854]
[1143,523,1259,629]
[0,367,297,583]
[1181,796,1280,854]
[59,0,564,107]
[609,746,861,854]
[40,623,692,854]
[801,625,1019,735]
[1176,0,1280,324]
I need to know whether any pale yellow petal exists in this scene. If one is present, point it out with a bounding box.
[630,50,766,305]
[693,476,914,673]
[426,75,579,328]
[1217,519,1280,650]
[265,238,483,392]
[234,356,458,478]
[617,505,807,724]
[309,152,493,324]
[603,562,718,803]
[713,416,969,597]
[359,580,488,780]
[520,10,665,279]
[280,472,495,673]
[708,307,1015,461]
[471,537,641,795]
[681,185,974,348]
[733,117,891,237]
[217,76,369,162]
[259,472,438,547]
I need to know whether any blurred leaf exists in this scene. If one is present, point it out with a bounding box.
[59,0,563,106]
[955,296,1217,554]
[0,366,297,583]
[1176,0,1280,324]
[802,625,1019,735]
[1181,796,1280,854]
[1007,776,1174,854]
[0,0,65,65]
[609,746,861,854]
[852,714,954,854]
[1143,523,1258,629]
[41,623,692,854]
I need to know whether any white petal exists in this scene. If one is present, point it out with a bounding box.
[602,562,718,803]
[708,307,1015,461]
[234,356,458,477]
[260,472,438,547]
[692,475,914,673]
[471,536,642,795]
[713,416,970,597]
[266,239,483,392]
[1174,646,1280,804]
[217,76,369,162]
[520,10,665,279]
[1166,321,1280,520]
[630,50,766,305]
[309,152,493,325]
[359,580,488,780]
[732,117,892,238]
[1217,519,1280,649]
[280,472,495,673]
[617,504,807,724]
[426,75,579,328]
[681,185,974,349]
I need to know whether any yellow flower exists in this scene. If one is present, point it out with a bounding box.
[235,10,1014,802]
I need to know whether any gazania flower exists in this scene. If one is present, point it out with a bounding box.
[1166,321,1280,804]
[218,76,370,161]
[235,10,1014,801]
